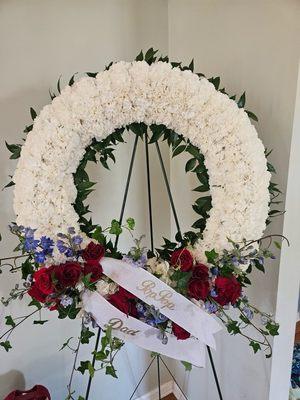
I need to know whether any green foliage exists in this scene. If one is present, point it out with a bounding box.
[5,315,15,328]
[57,303,81,320]
[181,361,192,371]
[0,340,12,352]
[80,327,95,344]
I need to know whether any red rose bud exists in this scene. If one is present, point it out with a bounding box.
[33,267,54,295]
[188,278,210,301]
[192,263,209,280]
[172,322,191,340]
[170,248,193,272]
[83,262,103,283]
[214,275,242,306]
[82,242,105,266]
[55,262,82,288]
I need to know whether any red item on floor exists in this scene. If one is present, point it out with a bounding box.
[4,385,50,400]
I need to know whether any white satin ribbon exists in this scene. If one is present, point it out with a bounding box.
[100,257,222,348]
[82,290,206,367]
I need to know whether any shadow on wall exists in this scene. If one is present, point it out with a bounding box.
[0,370,25,398]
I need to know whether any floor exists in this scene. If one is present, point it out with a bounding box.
[162,394,177,400]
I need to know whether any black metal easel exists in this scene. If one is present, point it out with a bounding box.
[85,132,224,400]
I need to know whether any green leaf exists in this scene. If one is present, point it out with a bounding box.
[250,341,261,353]
[245,110,258,122]
[237,92,246,108]
[3,180,15,189]
[0,340,12,352]
[274,241,281,249]
[267,162,276,173]
[185,158,197,172]
[77,360,94,376]
[226,320,241,335]
[28,298,42,310]
[188,59,194,72]
[181,361,192,371]
[33,320,48,325]
[57,76,62,94]
[149,124,164,143]
[192,185,209,192]
[59,337,74,351]
[109,219,122,235]
[126,217,135,230]
[30,107,37,120]
[205,249,218,264]
[105,365,118,378]
[266,321,279,336]
[21,258,34,280]
[80,327,95,344]
[135,50,144,61]
[5,315,15,328]
[172,145,186,157]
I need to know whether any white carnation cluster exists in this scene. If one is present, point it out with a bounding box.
[13,61,270,263]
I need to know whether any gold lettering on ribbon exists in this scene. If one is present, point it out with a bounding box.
[136,280,175,310]
[105,318,140,336]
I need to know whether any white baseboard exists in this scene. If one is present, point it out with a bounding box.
[135,380,187,400]
[135,380,173,400]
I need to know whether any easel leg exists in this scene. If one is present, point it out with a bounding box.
[207,346,223,400]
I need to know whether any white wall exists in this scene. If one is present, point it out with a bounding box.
[0,1,170,399]
[168,1,300,399]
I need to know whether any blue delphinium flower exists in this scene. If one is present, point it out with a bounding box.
[60,295,73,308]
[57,240,68,254]
[34,251,46,264]
[211,267,219,276]
[205,301,218,314]
[24,237,39,252]
[68,227,76,235]
[39,236,54,258]
[242,307,254,320]
[72,235,83,245]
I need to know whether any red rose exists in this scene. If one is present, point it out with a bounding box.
[170,248,194,272]
[172,322,191,340]
[28,284,48,303]
[82,242,105,266]
[32,267,54,295]
[55,262,82,288]
[83,262,103,283]
[109,287,137,317]
[188,278,210,301]
[214,276,241,306]
[192,263,209,280]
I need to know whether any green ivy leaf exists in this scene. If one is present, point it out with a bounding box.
[5,315,15,328]
[109,219,122,235]
[80,327,95,344]
[28,298,42,310]
[250,341,261,353]
[205,249,218,264]
[33,320,49,325]
[105,365,118,378]
[126,217,135,230]
[0,340,12,352]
